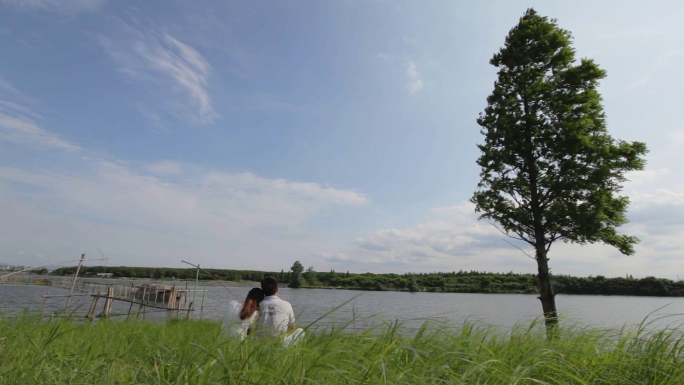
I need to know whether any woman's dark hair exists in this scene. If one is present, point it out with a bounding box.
[239,288,264,320]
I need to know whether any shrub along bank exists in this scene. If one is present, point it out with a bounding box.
[52,266,684,296]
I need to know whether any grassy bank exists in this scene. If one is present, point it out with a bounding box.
[1,317,683,384]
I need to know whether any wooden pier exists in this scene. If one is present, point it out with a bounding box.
[1,254,208,320]
[3,275,208,320]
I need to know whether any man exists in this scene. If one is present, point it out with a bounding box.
[258,276,297,336]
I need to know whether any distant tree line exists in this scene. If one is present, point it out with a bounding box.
[51,265,684,297]
[51,266,286,283]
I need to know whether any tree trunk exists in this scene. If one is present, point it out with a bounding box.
[535,244,558,338]
[522,118,558,338]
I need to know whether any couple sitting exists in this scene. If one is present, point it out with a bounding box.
[222,276,304,344]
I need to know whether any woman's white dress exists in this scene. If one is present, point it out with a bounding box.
[221,300,258,340]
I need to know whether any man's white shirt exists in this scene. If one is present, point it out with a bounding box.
[258,295,295,336]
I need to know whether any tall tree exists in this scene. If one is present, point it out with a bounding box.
[304,266,318,286]
[288,261,305,288]
[472,9,647,332]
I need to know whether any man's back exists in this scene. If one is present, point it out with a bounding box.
[258,295,295,336]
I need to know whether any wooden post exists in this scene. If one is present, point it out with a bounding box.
[126,301,135,320]
[102,286,114,318]
[87,293,101,320]
[167,286,175,310]
[200,289,206,313]
[136,286,147,319]
[193,264,199,310]
[172,286,178,309]
[185,301,194,319]
[40,291,49,319]
[64,254,86,312]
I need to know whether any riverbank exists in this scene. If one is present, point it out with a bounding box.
[51,266,684,297]
[1,317,682,384]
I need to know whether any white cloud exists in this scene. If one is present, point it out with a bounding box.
[230,93,302,113]
[406,60,423,93]
[624,168,670,187]
[0,0,105,14]
[0,155,369,269]
[324,190,684,279]
[0,78,17,93]
[0,159,368,240]
[629,50,681,89]
[0,101,79,151]
[145,161,184,176]
[667,129,684,153]
[136,103,165,130]
[374,53,392,61]
[100,29,218,124]
[325,202,519,272]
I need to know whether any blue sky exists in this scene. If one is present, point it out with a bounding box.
[1,0,683,279]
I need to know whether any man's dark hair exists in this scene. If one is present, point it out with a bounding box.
[261,276,278,296]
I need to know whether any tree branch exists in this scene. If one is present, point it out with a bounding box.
[486,220,536,260]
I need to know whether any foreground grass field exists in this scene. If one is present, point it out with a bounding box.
[1,316,683,384]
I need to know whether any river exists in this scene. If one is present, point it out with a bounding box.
[2,282,683,332]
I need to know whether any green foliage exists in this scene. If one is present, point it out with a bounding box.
[471,8,648,329]
[51,266,285,283]
[408,275,420,292]
[472,8,647,254]
[50,265,684,296]
[303,266,319,286]
[1,316,683,384]
[288,261,305,288]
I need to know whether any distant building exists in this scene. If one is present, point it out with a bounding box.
[96,273,114,278]
[0,265,31,271]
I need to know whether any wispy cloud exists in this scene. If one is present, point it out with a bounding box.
[324,193,684,278]
[0,112,79,150]
[0,85,79,151]
[229,93,303,113]
[0,78,18,94]
[145,161,184,176]
[406,60,423,93]
[0,0,106,14]
[374,53,393,62]
[324,202,510,271]
[100,29,218,124]
[136,103,165,130]
[0,161,368,232]
[0,159,369,269]
[629,50,680,89]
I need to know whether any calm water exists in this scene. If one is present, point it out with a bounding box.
[2,282,684,332]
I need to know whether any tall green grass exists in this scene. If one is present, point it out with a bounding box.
[0,316,682,384]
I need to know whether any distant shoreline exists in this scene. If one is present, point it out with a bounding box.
[13,267,684,297]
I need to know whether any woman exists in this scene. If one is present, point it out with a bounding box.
[221,288,265,340]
